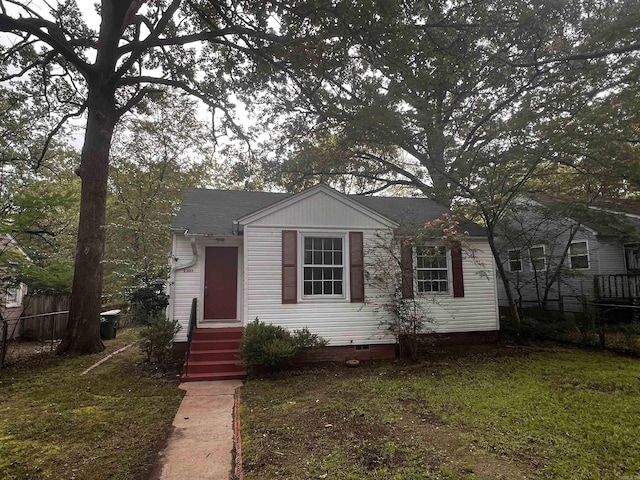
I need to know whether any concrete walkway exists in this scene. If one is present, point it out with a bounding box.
[153,380,243,480]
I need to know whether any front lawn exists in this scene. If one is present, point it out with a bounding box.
[0,328,183,480]
[241,345,640,479]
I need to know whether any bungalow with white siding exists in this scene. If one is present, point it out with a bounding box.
[169,184,499,380]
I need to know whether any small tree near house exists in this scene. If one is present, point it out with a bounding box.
[366,214,480,361]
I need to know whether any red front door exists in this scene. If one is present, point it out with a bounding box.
[204,247,238,320]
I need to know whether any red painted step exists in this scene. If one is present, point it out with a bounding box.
[191,327,244,341]
[187,349,240,363]
[182,327,246,381]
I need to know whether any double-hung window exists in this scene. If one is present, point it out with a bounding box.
[416,246,448,293]
[569,241,589,269]
[529,245,546,271]
[4,285,23,307]
[302,236,344,297]
[508,249,523,272]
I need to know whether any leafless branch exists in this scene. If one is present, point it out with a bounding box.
[34,102,87,170]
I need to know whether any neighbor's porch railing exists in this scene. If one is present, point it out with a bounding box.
[183,298,197,377]
[594,274,640,300]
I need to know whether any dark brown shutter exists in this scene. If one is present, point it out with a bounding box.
[349,232,364,303]
[451,244,465,298]
[400,242,414,299]
[282,230,297,304]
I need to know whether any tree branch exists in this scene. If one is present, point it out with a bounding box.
[488,43,640,68]
[35,102,87,171]
[116,76,222,109]
[113,0,183,80]
[0,13,91,77]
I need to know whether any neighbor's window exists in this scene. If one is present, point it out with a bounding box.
[625,243,640,273]
[5,286,22,307]
[416,246,448,293]
[508,249,523,272]
[302,236,344,296]
[569,241,589,269]
[529,245,546,271]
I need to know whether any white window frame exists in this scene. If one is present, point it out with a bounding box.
[415,245,451,294]
[529,245,547,271]
[299,232,349,301]
[569,240,590,270]
[5,284,24,308]
[508,249,523,272]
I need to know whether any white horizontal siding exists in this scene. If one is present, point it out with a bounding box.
[413,239,499,333]
[248,190,390,229]
[171,234,201,342]
[245,228,498,345]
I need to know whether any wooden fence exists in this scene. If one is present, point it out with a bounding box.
[20,294,71,340]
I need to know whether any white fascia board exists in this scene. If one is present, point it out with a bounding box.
[588,205,640,221]
[236,184,398,228]
[183,232,237,238]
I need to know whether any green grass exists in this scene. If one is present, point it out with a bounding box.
[241,345,640,479]
[0,328,183,480]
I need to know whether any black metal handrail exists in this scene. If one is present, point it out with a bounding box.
[183,298,198,377]
[594,274,640,300]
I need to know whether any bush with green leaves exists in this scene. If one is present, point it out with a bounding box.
[240,319,328,370]
[126,275,169,324]
[138,313,181,368]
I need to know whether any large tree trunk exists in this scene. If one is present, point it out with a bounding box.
[57,92,116,355]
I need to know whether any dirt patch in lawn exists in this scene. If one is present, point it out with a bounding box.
[241,350,546,479]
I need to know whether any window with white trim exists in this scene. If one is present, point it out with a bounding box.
[416,246,448,293]
[569,241,589,269]
[508,249,523,272]
[529,245,546,271]
[302,236,344,297]
[5,285,23,307]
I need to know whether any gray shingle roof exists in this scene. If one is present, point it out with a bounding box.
[171,188,486,236]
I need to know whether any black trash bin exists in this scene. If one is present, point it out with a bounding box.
[100,309,121,340]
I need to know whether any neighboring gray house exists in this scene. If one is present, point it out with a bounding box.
[496,196,640,313]
[169,184,499,380]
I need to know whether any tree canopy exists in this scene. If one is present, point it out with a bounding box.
[1,0,639,347]
[244,0,640,331]
[0,0,288,353]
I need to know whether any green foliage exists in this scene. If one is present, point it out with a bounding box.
[0,151,78,296]
[241,347,640,479]
[138,314,181,367]
[126,275,169,324]
[0,328,182,480]
[240,319,328,370]
[13,259,73,295]
[103,94,220,303]
[291,327,329,350]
